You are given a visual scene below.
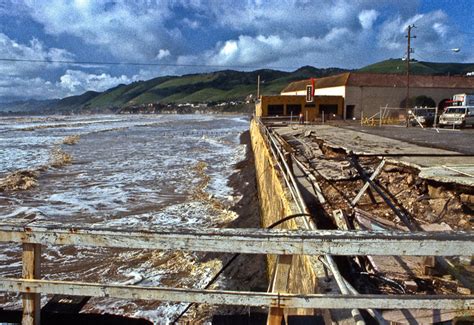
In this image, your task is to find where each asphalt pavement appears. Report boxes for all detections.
[343,125,474,155]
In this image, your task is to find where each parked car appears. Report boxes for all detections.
[409,108,436,127]
[438,106,474,128]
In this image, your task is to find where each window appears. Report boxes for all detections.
[286,104,301,115]
[267,104,284,115]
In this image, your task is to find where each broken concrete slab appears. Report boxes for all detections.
[274,124,474,187]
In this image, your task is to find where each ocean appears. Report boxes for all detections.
[0,114,250,323]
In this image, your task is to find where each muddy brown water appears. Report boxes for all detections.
[0,114,256,323]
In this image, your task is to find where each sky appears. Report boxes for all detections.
[0,0,473,102]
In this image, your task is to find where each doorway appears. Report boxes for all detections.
[346,105,355,119]
[319,104,338,119]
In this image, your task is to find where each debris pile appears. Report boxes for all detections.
[0,170,39,192]
[280,128,473,304]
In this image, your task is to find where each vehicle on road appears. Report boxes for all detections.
[409,108,436,127]
[438,106,474,128]
[452,93,474,106]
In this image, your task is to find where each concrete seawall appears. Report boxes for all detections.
[249,119,318,313]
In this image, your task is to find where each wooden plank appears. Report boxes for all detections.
[22,243,41,325]
[332,209,350,230]
[0,223,472,256]
[292,156,326,204]
[351,160,385,206]
[267,255,293,325]
[0,278,472,310]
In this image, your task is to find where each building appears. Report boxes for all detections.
[281,72,474,119]
[255,95,344,121]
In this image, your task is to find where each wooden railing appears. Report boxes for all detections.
[0,220,473,324]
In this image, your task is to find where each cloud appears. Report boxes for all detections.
[0,76,60,100]
[156,49,171,60]
[377,9,463,61]
[359,10,379,29]
[57,70,135,95]
[0,69,138,101]
[23,1,181,60]
[182,18,200,29]
[205,28,356,69]
[0,33,73,75]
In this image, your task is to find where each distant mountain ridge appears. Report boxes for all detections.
[359,59,474,75]
[1,59,473,114]
[0,66,347,114]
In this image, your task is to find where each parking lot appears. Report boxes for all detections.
[344,125,474,154]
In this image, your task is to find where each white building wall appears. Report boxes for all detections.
[313,86,346,97]
[280,90,305,96]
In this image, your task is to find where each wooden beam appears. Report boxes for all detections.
[0,222,472,256]
[267,255,293,325]
[0,278,472,310]
[332,209,350,230]
[351,160,385,207]
[22,243,41,325]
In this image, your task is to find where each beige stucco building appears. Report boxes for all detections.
[281,72,474,119]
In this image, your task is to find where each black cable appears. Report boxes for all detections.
[171,213,312,323]
[0,57,300,71]
[266,213,313,229]
[359,272,405,294]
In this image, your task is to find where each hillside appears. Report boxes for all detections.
[359,59,474,75]
[83,67,347,108]
[2,59,473,114]
[0,66,347,114]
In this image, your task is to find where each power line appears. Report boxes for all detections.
[0,57,299,71]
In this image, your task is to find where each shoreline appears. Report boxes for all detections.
[0,118,262,324]
[181,129,268,323]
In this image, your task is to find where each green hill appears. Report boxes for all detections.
[4,59,473,114]
[48,66,348,112]
[359,59,474,75]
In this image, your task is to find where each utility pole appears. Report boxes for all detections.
[257,74,260,99]
[405,24,416,127]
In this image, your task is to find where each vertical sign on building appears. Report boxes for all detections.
[306,85,313,103]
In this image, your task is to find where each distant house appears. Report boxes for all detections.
[281,72,474,119]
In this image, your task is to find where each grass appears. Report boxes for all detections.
[154,73,218,89]
[359,59,474,75]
